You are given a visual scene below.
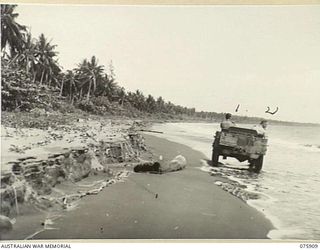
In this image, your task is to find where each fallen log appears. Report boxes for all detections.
[139,129,163,134]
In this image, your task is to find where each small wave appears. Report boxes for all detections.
[270,138,320,152]
[268,228,310,240]
[198,164,213,173]
[204,164,314,240]
[214,180,261,202]
[199,162,266,202]
[198,160,282,235]
[302,144,320,151]
[154,122,320,240]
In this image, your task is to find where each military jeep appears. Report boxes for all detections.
[212,127,268,173]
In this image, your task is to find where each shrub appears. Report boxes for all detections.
[77,100,96,113]
[91,96,110,109]
[52,101,76,114]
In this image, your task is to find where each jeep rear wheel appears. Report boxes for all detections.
[253,156,263,173]
[212,149,219,167]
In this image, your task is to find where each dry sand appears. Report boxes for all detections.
[1,133,273,240]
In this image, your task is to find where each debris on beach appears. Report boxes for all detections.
[134,161,161,173]
[166,155,187,172]
[133,155,187,174]
[0,118,147,222]
[0,215,16,236]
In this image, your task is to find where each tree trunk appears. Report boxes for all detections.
[40,70,45,85]
[69,80,72,102]
[79,87,83,99]
[26,58,29,74]
[45,74,49,86]
[59,79,64,96]
[48,69,53,86]
[7,54,19,66]
[121,96,125,106]
[86,80,92,102]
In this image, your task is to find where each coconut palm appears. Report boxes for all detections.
[75,59,91,99]
[156,96,165,113]
[34,33,60,85]
[146,94,156,113]
[118,87,126,106]
[2,33,37,85]
[16,32,38,75]
[132,90,146,111]
[76,56,104,102]
[94,74,115,98]
[64,70,78,103]
[1,4,27,56]
[87,56,104,100]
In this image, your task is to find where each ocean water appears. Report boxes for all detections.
[151,122,320,240]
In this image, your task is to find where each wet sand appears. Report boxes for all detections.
[4,134,274,240]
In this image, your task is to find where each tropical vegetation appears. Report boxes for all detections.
[3,4,309,126]
[1,4,204,119]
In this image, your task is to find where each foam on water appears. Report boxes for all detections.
[271,138,320,153]
[151,122,320,240]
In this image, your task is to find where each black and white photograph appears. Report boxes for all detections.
[1,1,320,242]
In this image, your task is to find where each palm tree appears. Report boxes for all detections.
[118,87,126,106]
[64,70,77,103]
[94,74,117,99]
[75,59,90,100]
[156,96,165,113]
[56,72,65,96]
[165,101,175,114]
[146,94,156,113]
[1,4,27,56]
[34,33,60,85]
[76,56,104,102]
[133,90,146,111]
[87,56,104,100]
[16,32,38,75]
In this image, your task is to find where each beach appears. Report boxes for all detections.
[150,122,320,240]
[1,2,320,243]
[1,121,274,240]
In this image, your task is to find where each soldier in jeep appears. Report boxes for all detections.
[220,113,236,130]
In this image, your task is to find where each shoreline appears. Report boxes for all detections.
[142,133,275,239]
[147,121,320,240]
[31,133,272,239]
[144,127,278,238]
[1,117,274,240]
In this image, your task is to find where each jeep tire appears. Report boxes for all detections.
[253,155,264,173]
[212,149,219,167]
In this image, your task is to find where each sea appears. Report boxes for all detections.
[151,122,320,240]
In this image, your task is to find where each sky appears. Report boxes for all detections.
[16,4,320,123]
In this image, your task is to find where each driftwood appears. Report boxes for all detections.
[139,129,163,134]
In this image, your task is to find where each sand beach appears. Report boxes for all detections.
[2,3,320,242]
[0,116,274,240]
